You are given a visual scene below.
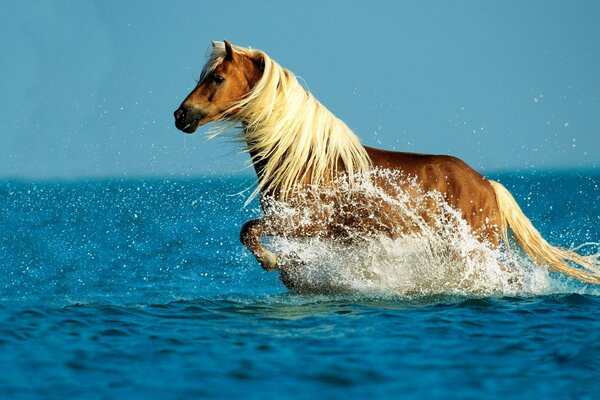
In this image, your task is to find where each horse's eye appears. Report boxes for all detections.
[213,75,225,84]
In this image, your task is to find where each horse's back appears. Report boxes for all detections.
[365,146,501,243]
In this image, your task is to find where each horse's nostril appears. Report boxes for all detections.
[174,108,186,120]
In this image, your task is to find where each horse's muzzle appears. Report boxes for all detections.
[174,105,204,134]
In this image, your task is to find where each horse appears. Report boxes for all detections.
[174,40,600,287]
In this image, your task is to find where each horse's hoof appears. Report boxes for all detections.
[259,252,279,271]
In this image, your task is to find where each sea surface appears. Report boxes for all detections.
[1,171,599,399]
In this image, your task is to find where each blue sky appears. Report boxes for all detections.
[1,1,599,178]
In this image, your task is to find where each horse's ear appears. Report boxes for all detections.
[211,40,217,49]
[224,40,238,63]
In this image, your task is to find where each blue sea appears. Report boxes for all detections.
[1,171,599,399]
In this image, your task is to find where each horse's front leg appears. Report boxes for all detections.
[240,218,281,271]
[240,216,329,271]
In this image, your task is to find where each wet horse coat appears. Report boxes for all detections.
[174,41,600,285]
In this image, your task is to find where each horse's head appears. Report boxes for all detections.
[174,41,263,134]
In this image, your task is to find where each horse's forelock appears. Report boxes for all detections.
[199,41,263,83]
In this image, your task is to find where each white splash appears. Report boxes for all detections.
[273,234,551,297]
[260,169,553,297]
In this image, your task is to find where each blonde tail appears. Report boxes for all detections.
[489,180,600,284]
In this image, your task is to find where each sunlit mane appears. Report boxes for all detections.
[204,42,372,201]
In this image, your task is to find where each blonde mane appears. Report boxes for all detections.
[204,42,372,201]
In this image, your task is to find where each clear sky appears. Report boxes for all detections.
[1,1,599,178]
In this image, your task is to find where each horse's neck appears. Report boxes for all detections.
[243,126,276,200]
[246,140,266,182]
[240,89,367,203]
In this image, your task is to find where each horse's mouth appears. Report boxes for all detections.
[174,117,201,134]
[174,106,206,134]
[180,120,200,134]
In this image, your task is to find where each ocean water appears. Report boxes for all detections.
[1,171,599,399]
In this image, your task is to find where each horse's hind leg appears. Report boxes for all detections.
[240,219,279,271]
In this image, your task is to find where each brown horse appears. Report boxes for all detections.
[174,40,600,286]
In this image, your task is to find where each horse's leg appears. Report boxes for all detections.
[240,218,280,271]
[240,217,329,271]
